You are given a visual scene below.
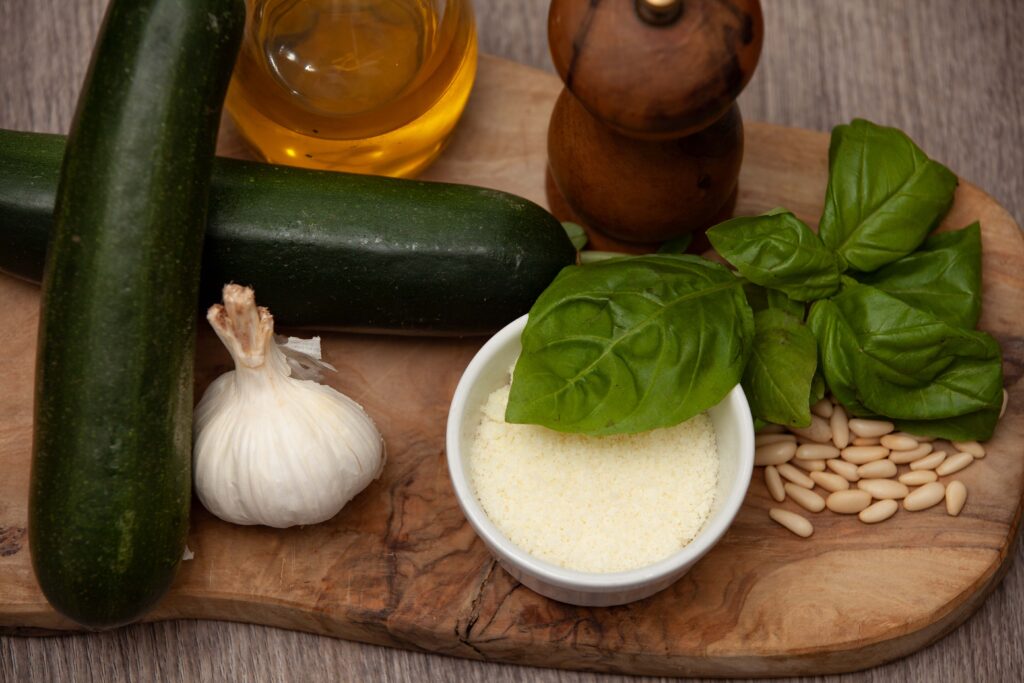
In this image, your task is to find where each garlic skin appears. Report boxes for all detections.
[193,285,384,528]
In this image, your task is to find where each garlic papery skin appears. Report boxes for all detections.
[193,285,384,528]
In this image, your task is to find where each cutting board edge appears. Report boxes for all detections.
[1,510,1019,679]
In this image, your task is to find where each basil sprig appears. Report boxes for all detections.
[506,119,1001,440]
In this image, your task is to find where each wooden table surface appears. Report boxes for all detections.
[1,1,1022,680]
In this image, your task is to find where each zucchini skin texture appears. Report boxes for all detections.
[0,130,576,335]
[31,0,243,628]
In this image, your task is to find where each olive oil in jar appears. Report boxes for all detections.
[226,0,477,177]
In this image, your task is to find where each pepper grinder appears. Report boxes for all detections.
[547,0,763,251]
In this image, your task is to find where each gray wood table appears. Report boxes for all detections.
[2,1,1022,680]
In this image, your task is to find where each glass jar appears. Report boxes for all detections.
[225,0,477,177]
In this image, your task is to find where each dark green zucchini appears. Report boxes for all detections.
[0,129,577,335]
[31,0,243,628]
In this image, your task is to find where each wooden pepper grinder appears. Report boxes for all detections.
[547,0,764,251]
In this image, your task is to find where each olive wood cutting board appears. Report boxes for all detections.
[1,55,1022,678]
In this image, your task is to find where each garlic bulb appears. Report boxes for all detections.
[193,285,384,528]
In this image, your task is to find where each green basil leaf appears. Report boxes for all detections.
[505,254,754,435]
[743,283,805,320]
[806,281,1002,421]
[562,222,588,251]
[744,282,770,312]
[810,370,826,405]
[818,119,958,272]
[658,233,693,254]
[707,210,841,301]
[742,309,817,429]
[767,289,806,320]
[896,407,1000,442]
[857,223,981,328]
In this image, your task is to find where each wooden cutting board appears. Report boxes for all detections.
[1,55,1022,678]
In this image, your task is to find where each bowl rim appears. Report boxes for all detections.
[445,314,755,593]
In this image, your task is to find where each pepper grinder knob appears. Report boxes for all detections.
[547,0,764,247]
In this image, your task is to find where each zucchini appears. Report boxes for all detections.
[0,130,577,335]
[30,0,243,628]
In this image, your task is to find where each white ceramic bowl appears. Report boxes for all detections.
[446,315,755,607]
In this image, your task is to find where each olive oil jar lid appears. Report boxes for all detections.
[548,0,764,139]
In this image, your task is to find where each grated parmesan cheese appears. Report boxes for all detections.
[468,383,719,573]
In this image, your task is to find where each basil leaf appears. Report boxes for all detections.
[896,407,1000,443]
[744,282,770,312]
[505,255,754,435]
[562,222,588,251]
[767,289,806,320]
[857,223,982,328]
[810,370,826,405]
[806,282,1003,421]
[658,233,693,254]
[743,283,805,320]
[818,119,958,272]
[707,210,841,301]
[742,309,817,429]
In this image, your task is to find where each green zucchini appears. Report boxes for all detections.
[31,0,243,628]
[0,130,577,335]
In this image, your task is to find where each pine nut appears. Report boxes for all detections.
[951,440,985,458]
[826,489,872,514]
[936,452,974,476]
[909,451,947,471]
[793,459,826,472]
[889,442,933,464]
[777,463,815,489]
[852,436,881,446]
[848,418,895,438]
[1000,388,1008,418]
[826,459,860,482]
[904,482,946,511]
[769,508,813,537]
[785,482,826,512]
[830,405,850,449]
[946,480,967,516]
[755,440,797,466]
[859,499,899,524]
[894,431,935,443]
[765,465,786,502]
[841,446,890,464]
[857,460,897,479]
[880,434,918,450]
[755,433,797,447]
[810,471,850,492]
[757,423,786,434]
[899,470,938,486]
[857,478,909,500]
[811,398,834,418]
[796,443,840,460]
[790,415,832,443]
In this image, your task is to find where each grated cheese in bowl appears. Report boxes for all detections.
[468,382,719,574]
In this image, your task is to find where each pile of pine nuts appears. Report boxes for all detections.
[760,393,1005,537]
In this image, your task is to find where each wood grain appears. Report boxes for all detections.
[2,51,1024,677]
[2,1,1024,681]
